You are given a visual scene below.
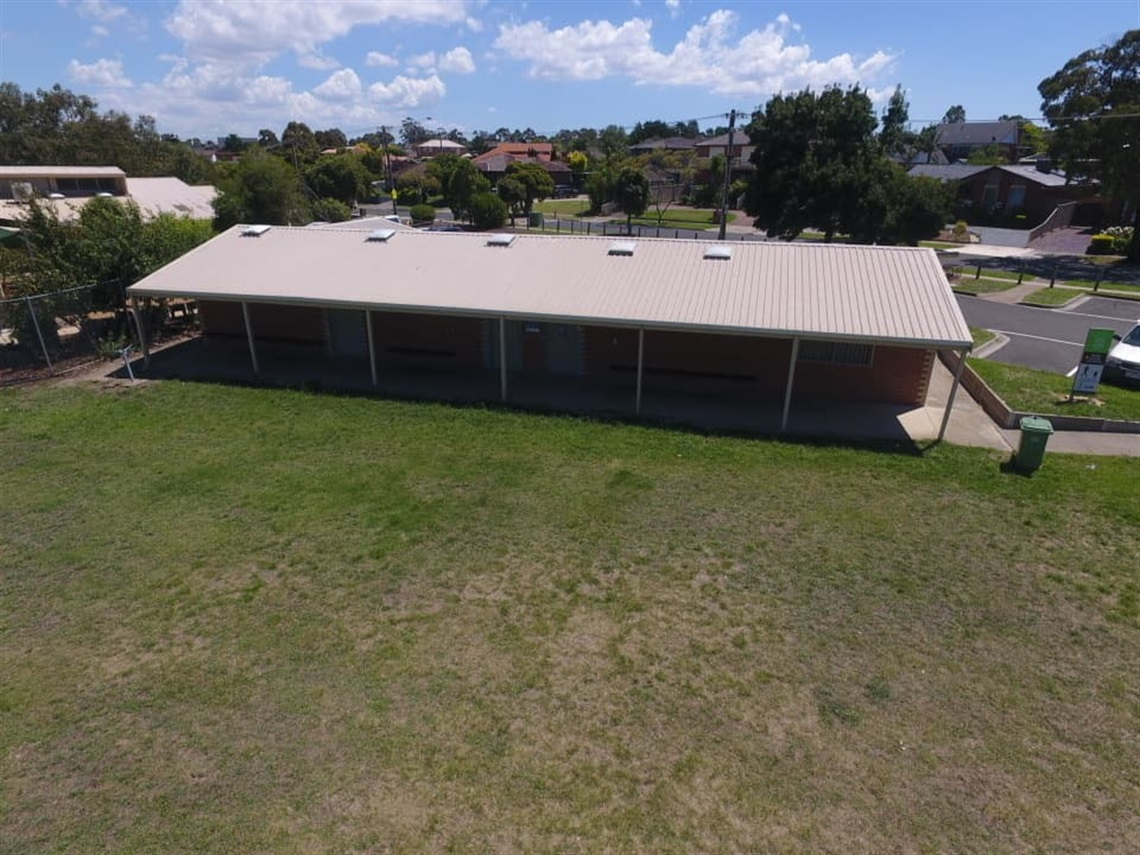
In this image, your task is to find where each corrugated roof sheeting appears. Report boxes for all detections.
[128,227,972,347]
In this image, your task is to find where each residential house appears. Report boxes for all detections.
[0,166,217,224]
[412,139,468,158]
[479,142,556,162]
[472,152,573,192]
[628,137,698,155]
[934,120,1020,162]
[908,161,1103,225]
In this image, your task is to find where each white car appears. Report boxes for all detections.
[1105,321,1140,387]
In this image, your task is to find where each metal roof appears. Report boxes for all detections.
[907,164,989,182]
[934,121,1019,147]
[128,227,972,348]
[0,165,127,178]
[996,164,1072,187]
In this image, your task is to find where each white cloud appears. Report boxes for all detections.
[408,51,437,70]
[368,74,446,109]
[68,57,132,87]
[439,46,476,74]
[75,0,128,23]
[365,50,399,67]
[665,0,681,17]
[465,16,484,33]
[166,0,470,65]
[313,68,362,100]
[298,53,340,70]
[493,10,895,97]
[91,24,109,37]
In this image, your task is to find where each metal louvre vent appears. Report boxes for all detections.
[365,229,397,242]
[486,233,516,247]
[608,241,636,256]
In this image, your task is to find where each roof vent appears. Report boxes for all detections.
[608,241,636,256]
[704,244,733,260]
[365,228,397,242]
[486,233,516,247]
[241,224,272,237]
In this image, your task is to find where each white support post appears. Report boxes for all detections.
[129,296,150,367]
[937,348,967,443]
[781,337,799,431]
[499,317,508,400]
[635,327,645,415]
[365,309,378,386]
[242,301,259,374]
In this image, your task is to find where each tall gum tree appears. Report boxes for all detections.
[1038,29,1140,259]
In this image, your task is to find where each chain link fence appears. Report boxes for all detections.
[0,283,178,385]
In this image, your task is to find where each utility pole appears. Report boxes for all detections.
[717,109,736,241]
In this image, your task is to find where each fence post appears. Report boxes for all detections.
[1094,267,1103,292]
[675,229,679,239]
[975,264,982,280]
[25,295,54,374]
[587,222,591,235]
[1049,262,1058,288]
[1017,261,1025,284]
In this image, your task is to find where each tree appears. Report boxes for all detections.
[965,143,1006,165]
[310,198,353,222]
[400,117,430,147]
[213,149,306,229]
[879,85,913,157]
[599,124,629,159]
[504,161,554,215]
[447,159,491,223]
[280,121,318,165]
[469,192,507,230]
[425,153,465,205]
[314,128,348,150]
[303,157,369,206]
[567,150,589,175]
[942,105,966,124]
[258,128,279,148]
[614,167,650,232]
[222,133,247,153]
[497,175,526,226]
[1038,29,1140,258]
[744,86,881,241]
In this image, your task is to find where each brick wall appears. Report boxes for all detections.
[794,345,932,405]
[198,300,325,343]
[370,311,484,372]
[582,327,792,396]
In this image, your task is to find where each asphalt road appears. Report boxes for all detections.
[957,294,1136,374]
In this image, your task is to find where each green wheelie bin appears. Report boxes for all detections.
[1014,416,1054,473]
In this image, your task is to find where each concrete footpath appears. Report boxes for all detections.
[923,360,1139,457]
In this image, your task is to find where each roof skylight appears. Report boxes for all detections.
[486,233,516,247]
[241,225,272,237]
[608,241,636,256]
[365,228,397,242]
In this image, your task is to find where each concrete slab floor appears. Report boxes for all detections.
[94,335,1138,456]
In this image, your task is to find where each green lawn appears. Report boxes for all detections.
[970,326,996,348]
[951,277,1020,295]
[969,357,1140,422]
[1065,278,1140,297]
[1020,286,1086,307]
[534,199,592,218]
[2,382,1138,853]
[962,267,1026,281]
[623,209,736,229]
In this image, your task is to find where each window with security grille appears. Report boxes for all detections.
[798,340,874,367]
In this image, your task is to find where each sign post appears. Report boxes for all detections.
[1070,328,1116,398]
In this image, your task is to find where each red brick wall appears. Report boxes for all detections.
[197,300,325,343]
[370,311,484,372]
[581,327,792,396]
[793,345,932,405]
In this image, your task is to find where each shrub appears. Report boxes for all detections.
[310,198,353,223]
[1103,225,1134,253]
[952,220,970,241]
[396,188,421,206]
[1088,233,1117,255]
[409,204,436,224]
[469,192,508,230]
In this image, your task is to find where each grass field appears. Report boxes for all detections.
[951,277,1020,296]
[534,199,592,218]
[1020,286,1086,307]
[2,381,1139,853]
[970,357,1140,422]
[970,326,996,349]
[624,210,736,229]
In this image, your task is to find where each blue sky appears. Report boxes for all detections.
[1,0,1137,142]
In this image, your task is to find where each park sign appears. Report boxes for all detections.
[1071,328,1116,395]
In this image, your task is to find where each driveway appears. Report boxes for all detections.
[967,226,1031,248]
[957,294,1135,374]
